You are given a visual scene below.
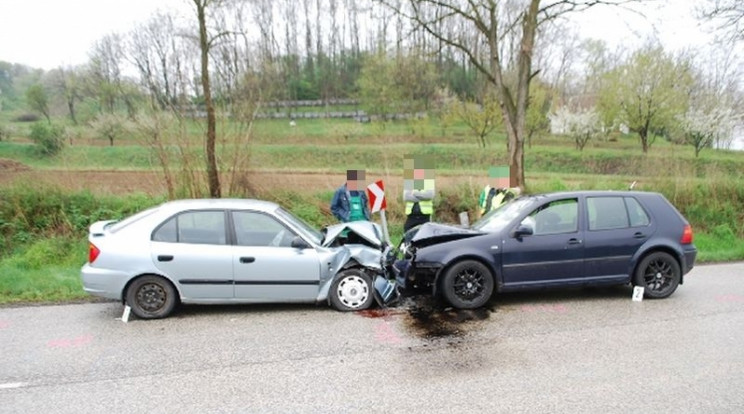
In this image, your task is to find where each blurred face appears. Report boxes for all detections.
[494,177,510,188]
[346,170,364,190]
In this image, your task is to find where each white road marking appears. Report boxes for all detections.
[0,382,28,390]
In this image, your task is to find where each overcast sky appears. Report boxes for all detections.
[0,0,720,70]
[0,0,187,69]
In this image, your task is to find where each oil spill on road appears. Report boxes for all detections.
[401,296,492,340]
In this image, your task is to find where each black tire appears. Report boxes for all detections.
[125,275,178,319]
[633,252,681,299]
[330,269,374,311]
[440,260,494,309]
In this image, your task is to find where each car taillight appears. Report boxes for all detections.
[88,243,101,263]
[681,225,693,244]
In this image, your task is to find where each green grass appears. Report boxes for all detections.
[3,138,742,181]
[694,233,744,263]
[0,238,89,304]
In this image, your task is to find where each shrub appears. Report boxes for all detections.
[0,124,13,141]
[0,185,163,257]
[436,183,480,224]
[28,122,65,156]
[9,237,80,270]
[13,113,40,122]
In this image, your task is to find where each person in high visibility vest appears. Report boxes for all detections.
[331,169,371,223]
[479,185,520,216]
[478,166,520,217]
[403,156,435,232]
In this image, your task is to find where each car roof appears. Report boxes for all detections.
[526,190,661,200]
[156,198,281,214]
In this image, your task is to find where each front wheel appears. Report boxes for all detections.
[440,260,494,309]
[125,275,178,319]
[330,269,374,311]
[633,252,681,299]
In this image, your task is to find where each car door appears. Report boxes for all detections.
[151,210,234,300]
[230,210,322,301]
[583,196,655,281]
[501,198,584,287]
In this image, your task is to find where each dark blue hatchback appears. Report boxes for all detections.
[395,191,697,309]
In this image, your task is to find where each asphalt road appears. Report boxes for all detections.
[1,263,743,414]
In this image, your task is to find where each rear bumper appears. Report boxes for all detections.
[682,246,697,275]
[80,264,132,301]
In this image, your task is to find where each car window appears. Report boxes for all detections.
[152,210,227,245]
[153,216,177,242]
[521,198,578,235]
[587,197,629,230]
[275,207,322,245]
[625,197,650,227]
[232,211,295,247]
[472,197,532,232]
[109,205,160,233]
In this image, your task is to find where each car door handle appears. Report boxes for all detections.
[567,238,582,245]
[157,255,174,262]
[240,257,256,263]
[634,232,646,239]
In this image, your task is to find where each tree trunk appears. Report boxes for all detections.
[67,98,77,125]
[511,0,539,189]
[195,0,221,198]
[496,0,537,189]
[640,129,649,153]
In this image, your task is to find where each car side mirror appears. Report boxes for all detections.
[290,236,311,249]
[511,224,534,238]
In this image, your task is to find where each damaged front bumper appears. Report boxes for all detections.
[392,258,442,296]
[319,221,400,307]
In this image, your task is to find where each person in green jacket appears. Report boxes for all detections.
[331,169,371,223]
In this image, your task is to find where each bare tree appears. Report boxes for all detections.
[48,66,83,124]
[25,83,51,123]
[88,34,125,114]
[127,12,187,111]
[190,0,230,198]
[700,0,744,42]
[377,0,641,189]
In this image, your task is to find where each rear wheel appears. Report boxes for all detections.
[633,252,681,299]
[441,260,494,309]
[125,275,178,319]
[330,269,374,311]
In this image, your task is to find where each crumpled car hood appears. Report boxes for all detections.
[322,221,384,248]
[407,222,482,247]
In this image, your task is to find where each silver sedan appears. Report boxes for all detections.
[81,199,394,319]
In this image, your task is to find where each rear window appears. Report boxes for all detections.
[625,197,650,227]
[587,196,650,230]
[152,210,227,245]
[109,206,160,233]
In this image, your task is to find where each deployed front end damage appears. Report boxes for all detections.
[317,221,398,307]
[394,222,484,295]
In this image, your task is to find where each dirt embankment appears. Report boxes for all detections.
[0,164,483,197]
[0,158,32,172]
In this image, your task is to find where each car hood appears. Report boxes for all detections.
[321,221,383,248]
[407,222,483,247]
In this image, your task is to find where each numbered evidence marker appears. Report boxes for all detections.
[120,305,132,323]
[632,286,645,302]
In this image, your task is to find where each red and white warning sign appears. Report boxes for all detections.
[366,180,387,213]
